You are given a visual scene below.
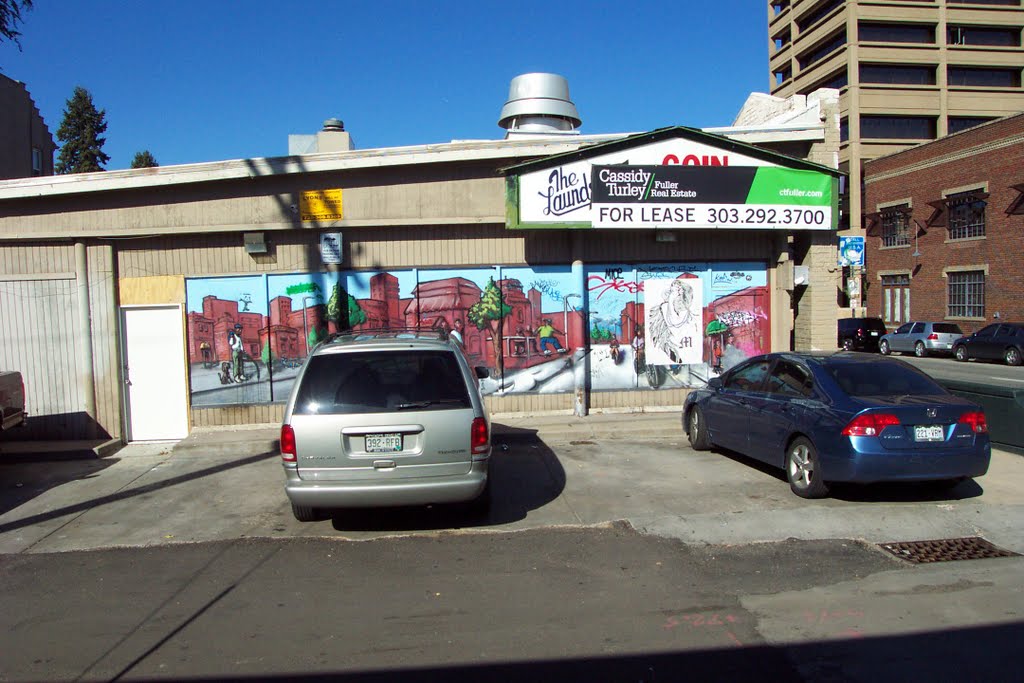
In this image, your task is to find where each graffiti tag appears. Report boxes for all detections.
[530,278,563,303]
[716,309,767,327]
[588,274,641,300]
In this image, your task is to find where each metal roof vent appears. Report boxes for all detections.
[322,118,345,131]
[498,73,581,136]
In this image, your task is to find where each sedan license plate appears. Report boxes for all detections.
[914,425,944,442]
[365,433,402,453]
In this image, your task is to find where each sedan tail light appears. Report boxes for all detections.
[471,417,489,455]
[958,411,988,434]
[842,413,901,436]
[281,424,297,461]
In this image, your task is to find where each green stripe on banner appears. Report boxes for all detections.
[746,167,833,206]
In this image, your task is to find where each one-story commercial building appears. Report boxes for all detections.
[0,75,843,442]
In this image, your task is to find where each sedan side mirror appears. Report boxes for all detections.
[707,376,723,390]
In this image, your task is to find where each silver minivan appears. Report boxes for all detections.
[280,329,491,521]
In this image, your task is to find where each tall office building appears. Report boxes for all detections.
[768,0,1024,234]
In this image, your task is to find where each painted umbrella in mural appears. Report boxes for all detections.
[706,319,729,371]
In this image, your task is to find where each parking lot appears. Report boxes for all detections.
[2,411,1023,556]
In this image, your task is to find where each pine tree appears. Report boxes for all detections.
[55,86,110,174]
[130,150,158,168]
[0,0,33,49]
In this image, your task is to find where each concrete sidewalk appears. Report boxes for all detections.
[169,410,685,456]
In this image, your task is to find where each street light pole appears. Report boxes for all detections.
[563,293,581,347]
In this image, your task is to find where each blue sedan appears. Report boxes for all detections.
[683,352,991,498]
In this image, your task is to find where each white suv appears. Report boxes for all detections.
[280,329,491,521]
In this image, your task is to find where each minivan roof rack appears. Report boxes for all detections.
[324,327,449,344]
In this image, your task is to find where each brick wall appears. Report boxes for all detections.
[863,114,1024,335]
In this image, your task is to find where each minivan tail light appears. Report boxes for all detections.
[471,417,489,455]
[842,413,900,437]
[281,424,297,461]
[958,411,987,434]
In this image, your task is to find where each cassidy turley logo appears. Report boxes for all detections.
[539,166,592,217]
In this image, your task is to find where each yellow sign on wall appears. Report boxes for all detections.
[300,189,343,221]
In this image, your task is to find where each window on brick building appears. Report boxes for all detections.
[882,274,911,324]
[947,270,985,318]
[881,205,911,247]
[947,192,986,240]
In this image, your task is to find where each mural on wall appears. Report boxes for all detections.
[184,262,769,407]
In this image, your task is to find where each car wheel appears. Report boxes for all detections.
[954,345,968,362]
[841,338,854,351]
[879,340,890,356]
[785,437,829,499]
[291,503,320,522]
[915,341,927,358]
[1005,347,1023,367]
[687,406,712,451]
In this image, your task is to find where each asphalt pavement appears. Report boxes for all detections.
[2,411,1023,682]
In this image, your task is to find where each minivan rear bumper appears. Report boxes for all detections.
[284,459,489,508]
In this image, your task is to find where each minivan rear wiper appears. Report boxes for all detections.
[395,399,464,410]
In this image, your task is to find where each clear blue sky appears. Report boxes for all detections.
[1,1,770,171]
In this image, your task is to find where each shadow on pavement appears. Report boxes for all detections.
[0,450,279,535]
[0,451,118,518]
[330,436,566,532]
[709,447,985,503]
[116,621,1024,682]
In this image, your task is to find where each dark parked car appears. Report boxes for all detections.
[952,323,1024,366]
[682,352,990,498]
[879,321,963,358]
[837,317,887,352]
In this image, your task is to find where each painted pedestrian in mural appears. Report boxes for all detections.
[229,324,244,382]
[450,318,464,346]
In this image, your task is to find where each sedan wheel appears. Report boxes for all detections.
[785,437,829,499]
[1006,347,1023,367]
[915,341,927,358]
[954,345,968,362]
[879,340,890,356]
[687,407,712,451]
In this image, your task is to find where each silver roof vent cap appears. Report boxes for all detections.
[498,73,581,132]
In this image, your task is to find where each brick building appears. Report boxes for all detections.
[863,113,1024,334]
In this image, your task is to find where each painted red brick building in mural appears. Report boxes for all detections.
[863,113,1024,334]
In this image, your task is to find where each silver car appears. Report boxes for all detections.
[280,329,491,521]
[879,321,963,358]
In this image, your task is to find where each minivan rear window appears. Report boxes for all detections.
[294,350,471,415]
[825,360,946,397]
[933,323,963,334]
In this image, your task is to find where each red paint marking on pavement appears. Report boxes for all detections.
[725,630,744,647]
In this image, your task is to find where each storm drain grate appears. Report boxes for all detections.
[879,537,1020,564]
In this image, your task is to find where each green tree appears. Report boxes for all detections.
[327,283,366,331]
[0,0,33,49]
[130,150,158,168]
[261,341,276,367]
[307,325,325,350]
[467,277,512,376]
[55,86,110,174]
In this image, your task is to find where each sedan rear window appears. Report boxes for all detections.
[824,361,946,397]
[294,350,471,414]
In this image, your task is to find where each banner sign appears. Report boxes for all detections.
[591,165,833,230]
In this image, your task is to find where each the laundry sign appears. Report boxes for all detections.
[537,166,591,218]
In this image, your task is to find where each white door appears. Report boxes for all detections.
[121,305,189,441]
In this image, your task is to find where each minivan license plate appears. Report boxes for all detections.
[366,433,402,453]
[914,425,944,442]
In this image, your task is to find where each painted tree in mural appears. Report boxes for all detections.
[327,283,366,331]
[468,277,512,376]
